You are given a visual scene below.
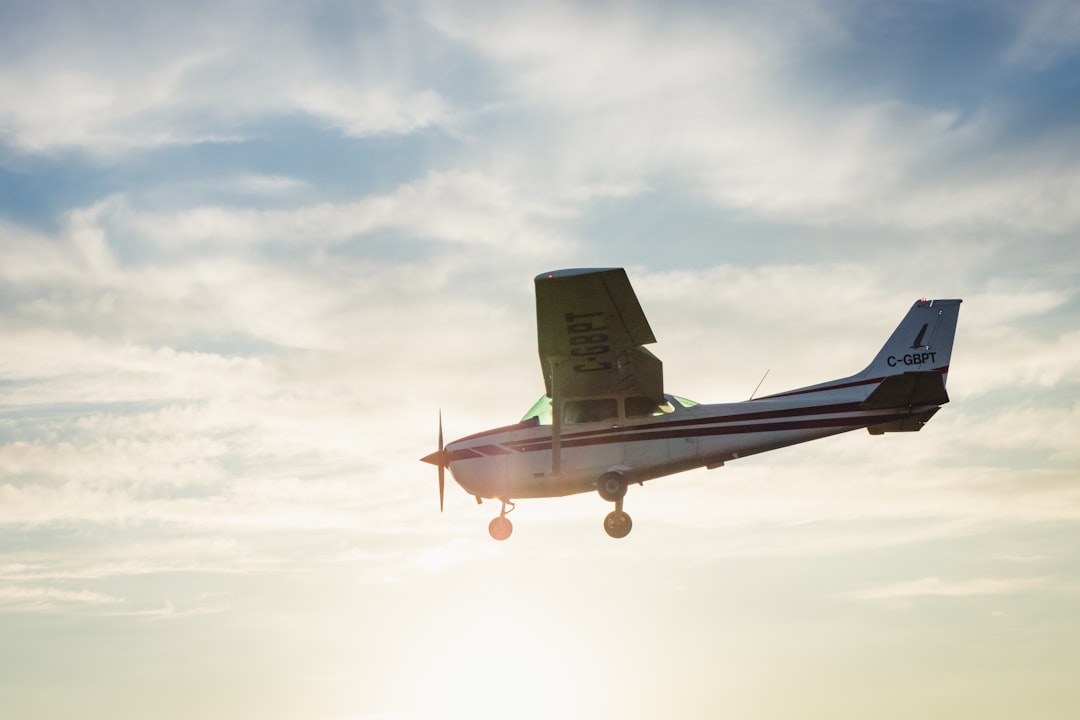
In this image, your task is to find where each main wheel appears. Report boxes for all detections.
[488,516,513,541]
[597,472,627,502]
[603,510,632,539]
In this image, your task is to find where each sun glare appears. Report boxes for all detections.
[418,606,584,720]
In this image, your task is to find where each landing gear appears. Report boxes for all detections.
[598,473,633,539]
[604,507,632,538]
[596,471,628,502]
[488,516,512,541]
[488,499,515,541]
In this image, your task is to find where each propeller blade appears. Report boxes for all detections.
[419,411,448,512]
[439,464,445,513]
[438,410,445,513]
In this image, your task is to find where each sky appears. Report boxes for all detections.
[1,0,1079,718]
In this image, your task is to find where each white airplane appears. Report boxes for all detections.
[422,268,961,540]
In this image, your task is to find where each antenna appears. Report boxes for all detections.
[749,369,770,400]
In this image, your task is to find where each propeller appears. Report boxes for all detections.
[419,410,446,512]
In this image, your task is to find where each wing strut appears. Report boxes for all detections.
[550,359,563,477]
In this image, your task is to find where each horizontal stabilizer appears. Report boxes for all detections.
[860,371,949,410]
[867,407,940,434]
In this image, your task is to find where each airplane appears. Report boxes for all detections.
[422,268,961,540]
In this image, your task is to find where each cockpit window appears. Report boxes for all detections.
[523,394,695,425]
[564,398,618,424]
[522,396,620,425]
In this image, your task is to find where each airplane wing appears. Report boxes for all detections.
[535,268,663,402]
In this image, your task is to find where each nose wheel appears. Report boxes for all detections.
[488,499,515,541]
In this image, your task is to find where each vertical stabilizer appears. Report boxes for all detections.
[861,299,962,384]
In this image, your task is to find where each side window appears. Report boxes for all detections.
[625,396,675,418]
[625,396,659,418]
[564,398,618,424]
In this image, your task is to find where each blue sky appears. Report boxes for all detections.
[2,1,1079,719]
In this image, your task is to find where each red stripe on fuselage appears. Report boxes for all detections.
[501,411,907,455]
[446,401,926,459]
[756,366,949,400]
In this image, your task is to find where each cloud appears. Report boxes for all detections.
[843,575,1052,601]
[1005,0,1080,69]
[628,264,1079,401]
[0,579,227,617]
[0,1,457,155]
[27,169,572,258]
[101,599,226,620]
[0,584,124,610]
[0,9,1077,720]
[0,191,564,388]
[3,190,1075,546]
[651,461,1080,537]
[0,176,565,539]
[6,0,1078,244]
[423,0,1080,239]
[1,2,1078,632]
[945,402,1080,465]
[0,538,259,581]
[954,290,1080,395]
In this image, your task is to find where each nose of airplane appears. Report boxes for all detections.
[419,449,446,466]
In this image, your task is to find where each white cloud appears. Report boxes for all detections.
[0,538,257,581]
[1,6,1078,719]
[955,322,1080,396]
[843,575,1052,601]
[424,0,1080,238]
[0,584,124,609]
[5,0,1078,243]
[296,84,451,137]
[946,402,1080,464]
[48,171,573,257]
[628,265,1080,402]
[0,1,457,155]
[1005,0,1080,69]
[0,4,1077,637]
[148,173,314,202]
[102,599,227,620]
[4,208,1075,545]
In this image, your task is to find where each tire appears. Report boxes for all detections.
[488,516,513,541]
[596,472,627,502]
[603,511,632,539]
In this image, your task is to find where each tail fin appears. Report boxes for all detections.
[756,298,962,412]
[858,298,961,434]
[860,298,962,384]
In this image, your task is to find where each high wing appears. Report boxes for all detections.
[535,268,663,402]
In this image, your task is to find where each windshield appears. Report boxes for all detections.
[521,395,553,425]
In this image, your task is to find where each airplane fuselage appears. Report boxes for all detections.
[444,387,941,503]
